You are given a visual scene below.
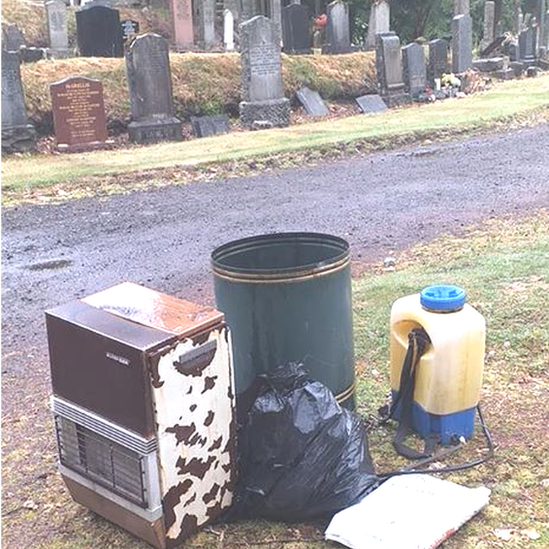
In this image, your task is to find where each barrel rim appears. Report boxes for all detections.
[211,232,350,280]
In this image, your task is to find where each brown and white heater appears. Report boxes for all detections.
[46,282,236,548]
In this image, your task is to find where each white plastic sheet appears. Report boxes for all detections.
[325,474,490,549]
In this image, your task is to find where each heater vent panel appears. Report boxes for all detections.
[55,416,148,508]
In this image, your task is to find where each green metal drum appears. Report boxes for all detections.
[211,232,355,416]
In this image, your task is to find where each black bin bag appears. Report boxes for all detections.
[234,363,379,521]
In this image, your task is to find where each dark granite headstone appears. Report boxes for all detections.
[322,0,351,54]
[125,33,181,144]
[191,115,230,137]
[239,16,290,129]
[282,4,312,54]
[296,86,329,116]
[50,76,109,151]
[428,39,449,83]
[402,43,427,96]
[375,33,411,107]
[451,14,473,74]
[1,49,36,153]
[121,19,139,45]
[76,5,124,57]
[519,27,537,63]
[355,94,388,114]
[2,24,26,52]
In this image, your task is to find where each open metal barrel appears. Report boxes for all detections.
[211,232,355,417]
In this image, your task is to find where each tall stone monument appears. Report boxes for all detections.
[375,32,410,107]
[239,16,290,129]
[76,5,124,57]
[45,0,69,53]
[196,0,216,49]
[170,0,194,49]
[365,0,390,51]
[481,1,496,51]
[125,34,182,144]
[1,49,37,154]
[451,14,473,73]
[224,9,235,51]
[282,3,312,54]
[323,0,352,54]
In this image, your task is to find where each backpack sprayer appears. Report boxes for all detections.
[377,284,494,477]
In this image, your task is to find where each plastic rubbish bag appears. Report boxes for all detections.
[233,362,379,521]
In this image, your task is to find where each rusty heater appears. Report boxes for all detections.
[45,282,237,548]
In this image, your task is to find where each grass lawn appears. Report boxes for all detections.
[4,209,547,549]
[2,74,549,204]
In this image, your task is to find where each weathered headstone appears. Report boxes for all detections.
[45,0,69,52]
[375,33,410,107]
[196,0,216,49]
[1,49,37,154]
[402,42,427,96]
[282,4,312,54]
[365,0,390,50]
[481,1,496,51]
[125,33,182,144]
[170,0,194,49]
[191,114,230,137]
[50,76,109,151]
[428,38,449,83]
[451,14,473,74]
[296,87,329,116]
[355,94,388,114]
[519,27,537,63]
[270,0,282,40]
[323,0,351,54]
[454,0,470,15]
[224,9,235,51]
[2,24,26,52]
[120,19,139,46]
[239,16,290,129]
[76,5,124,57]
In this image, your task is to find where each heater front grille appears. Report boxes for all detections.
[55,416,148,508]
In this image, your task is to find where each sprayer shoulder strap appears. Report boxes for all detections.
[390,327,437,460]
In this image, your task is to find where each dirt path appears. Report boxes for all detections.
[2,124,549,548]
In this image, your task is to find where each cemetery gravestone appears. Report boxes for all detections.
[355,94,387,114]
[239,16,290,129]
[1,49,37,154]
[452,14,473,74]
[402,42,427,96]
[519,27,537,63]
[2,24,26,52]
[375,33,410,107]
[170,0,194,49]
[50,76,109,151]
[121,19,139,46]
[282,4,312,54]
[296,87,329,116]
[45,0,69,52]
[481,1,496,51]
[365,0,390,50]
[323,0,351,54]
[196,0,216,49]
[76,5,123,57]
[428,39,449,82]
[224,9,235,51]
[125,33,182,144]
[191,115,230,137]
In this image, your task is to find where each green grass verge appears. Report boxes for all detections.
[3,75,549,196]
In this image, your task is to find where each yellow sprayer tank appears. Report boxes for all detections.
[390,285,485,444]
